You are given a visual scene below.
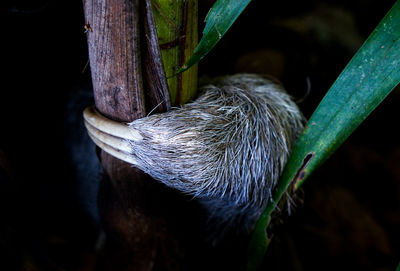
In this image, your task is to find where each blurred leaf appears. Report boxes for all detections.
[247,1,400,270]
[178,0,252,73]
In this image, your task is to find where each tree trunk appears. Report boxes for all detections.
[82,0,203,270]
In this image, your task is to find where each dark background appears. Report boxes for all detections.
[1,0,399,270]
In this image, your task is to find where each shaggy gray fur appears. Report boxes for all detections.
[127,74,304,231]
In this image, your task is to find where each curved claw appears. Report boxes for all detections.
[83,106,143,142]
[83,106,139,165]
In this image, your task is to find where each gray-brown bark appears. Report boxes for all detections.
[82,1,195,270]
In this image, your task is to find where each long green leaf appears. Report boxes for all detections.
[247,1,400,270]
[178,0,252,73]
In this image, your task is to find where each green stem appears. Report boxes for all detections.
[152,0,198,105]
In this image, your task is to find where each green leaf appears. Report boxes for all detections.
[178,0,252,73]
[247,1,400,270]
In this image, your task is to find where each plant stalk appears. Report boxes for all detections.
[152,0,198,105]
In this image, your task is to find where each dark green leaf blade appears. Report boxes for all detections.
[247,1,400,270]
[178,0,252,73]
[287,1,400,191]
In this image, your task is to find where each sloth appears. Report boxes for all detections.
[84,73,304,233]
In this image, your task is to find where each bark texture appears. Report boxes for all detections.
[82,1,201,270]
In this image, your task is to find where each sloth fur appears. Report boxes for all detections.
[127,73,304,232]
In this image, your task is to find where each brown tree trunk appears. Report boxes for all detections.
[82,1,204,270]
